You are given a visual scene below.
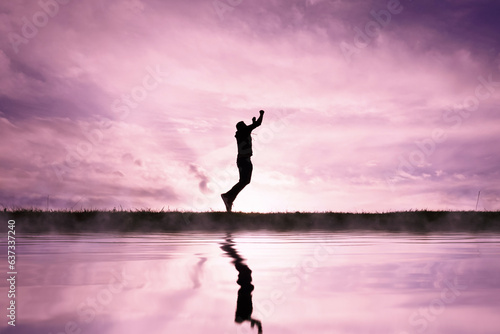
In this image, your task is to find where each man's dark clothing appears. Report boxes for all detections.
[225,116,262,202]
[236,125,255,158]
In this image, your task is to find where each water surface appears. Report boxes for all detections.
[2,231,500,334]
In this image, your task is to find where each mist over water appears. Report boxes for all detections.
[2,231,500,334]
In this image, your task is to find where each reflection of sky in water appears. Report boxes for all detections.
[2,232,500,334]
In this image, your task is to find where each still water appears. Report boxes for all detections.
[2,231,500,334]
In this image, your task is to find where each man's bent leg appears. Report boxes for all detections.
[225,158,253,202]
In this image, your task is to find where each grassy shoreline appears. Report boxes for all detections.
[1,210,500,233]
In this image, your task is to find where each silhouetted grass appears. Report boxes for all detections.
[1,210,500,233]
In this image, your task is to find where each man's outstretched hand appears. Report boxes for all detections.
[252,110,264,125]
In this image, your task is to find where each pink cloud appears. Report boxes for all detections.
[1,0,500,211]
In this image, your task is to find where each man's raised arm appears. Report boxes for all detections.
[250,110,264,130]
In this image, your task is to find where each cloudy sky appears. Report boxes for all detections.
[1,0,499,212]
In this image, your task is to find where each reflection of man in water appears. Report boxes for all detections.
[221,110,265,212]
[221,234,263,333]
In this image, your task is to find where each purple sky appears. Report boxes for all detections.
[1,0,500,212]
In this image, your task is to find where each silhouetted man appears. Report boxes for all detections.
[221,110,265,212]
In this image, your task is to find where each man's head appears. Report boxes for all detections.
[236,121,246,131]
